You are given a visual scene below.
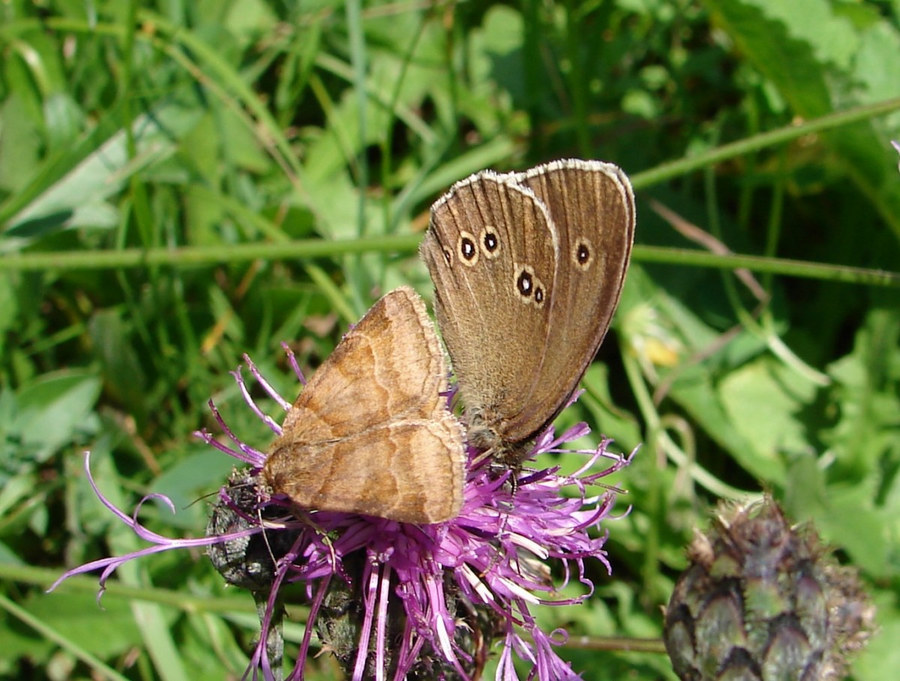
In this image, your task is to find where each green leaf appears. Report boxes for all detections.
[2,96,205,243]
[704,0,900,238]
[719,356,819,483]
[12,590,142,660]
[15,370,102,463]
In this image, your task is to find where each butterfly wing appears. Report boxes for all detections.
[512,159,635,432]
[421,171,560,450]
[265,418,464,523]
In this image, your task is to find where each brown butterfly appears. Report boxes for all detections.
[421,159,635,463]
[262,287,466,523]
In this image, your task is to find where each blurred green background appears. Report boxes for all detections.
[1,1,898,679]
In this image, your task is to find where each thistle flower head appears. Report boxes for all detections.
[664,497,876,681]
[52,346,632,680]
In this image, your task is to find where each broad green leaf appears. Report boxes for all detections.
[16,370,102,463]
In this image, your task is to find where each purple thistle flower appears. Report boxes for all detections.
[50,345,633,680]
